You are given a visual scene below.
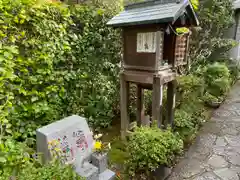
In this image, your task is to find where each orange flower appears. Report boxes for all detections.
[116,171,121,177]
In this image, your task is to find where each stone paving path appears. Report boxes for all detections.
[168,81,240,180]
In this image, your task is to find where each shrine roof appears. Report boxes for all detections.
[107,0,199,27]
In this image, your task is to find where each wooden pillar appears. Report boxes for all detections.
[120,72,129,140]
[136,84,144,126]
[166,79,177,127]
[152,76,163,128]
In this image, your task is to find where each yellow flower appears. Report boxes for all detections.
[94,141,102,150]
[52,139,59,145]
[54,148,61,152]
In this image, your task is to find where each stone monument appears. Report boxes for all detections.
[36,115,115,180]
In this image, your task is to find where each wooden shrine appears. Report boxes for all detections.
[107,0,199,139]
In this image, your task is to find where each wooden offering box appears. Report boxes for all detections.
[123,26,165,72]
[107,0,199,139]
[108,0,199,72]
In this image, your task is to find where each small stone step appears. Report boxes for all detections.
[75,162,99,180]
[99,169,115,180]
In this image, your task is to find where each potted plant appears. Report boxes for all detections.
[91,134,111,173]
[125,126,183,180]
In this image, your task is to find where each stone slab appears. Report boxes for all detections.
[36,115,94,168]
[99,169,115,180]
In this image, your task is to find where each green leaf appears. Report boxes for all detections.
[5,129,12,134]
[3,51,13,59]
[0,157,7,163]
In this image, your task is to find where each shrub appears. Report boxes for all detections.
[126,126,183,178]
[173,110,196,140]
[0,0,121,139]
[227,62,240,84]
[177,75,203,96]
[204,62,230,97]
[0,137,84,180]
[176,75,204,108]
[174,74,207,144]
[190,0,235,67]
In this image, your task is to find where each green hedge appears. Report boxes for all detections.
[0,0,121,140]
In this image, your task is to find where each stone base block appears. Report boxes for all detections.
[75,162,99,180]
[152,165,172,180]
[91,153,107,173]
[99,169,115,180]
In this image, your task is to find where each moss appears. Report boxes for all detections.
[108,137,128,165]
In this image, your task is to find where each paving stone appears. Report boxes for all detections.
[213,110,233,118]
[225,98,240,104]
[193,172,221,180]
[167,172,181,180]
[225,135,240,147]
[200,122,223,135]
[207,155,228,168]
[214,137,227,147]
[213,168,239,180]
[184,139,213,161]
[219,124,240,136]
[178,159,207,179]
[168,81,240,180]
[196,133,217,147]
[185,146,212,161]
[225,151,240,166]
[212,146,226,156]
[221,104,240,111]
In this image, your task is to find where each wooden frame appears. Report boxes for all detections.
[119,70,177,139]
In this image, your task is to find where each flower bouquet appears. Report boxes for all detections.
[91,134,111,173]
